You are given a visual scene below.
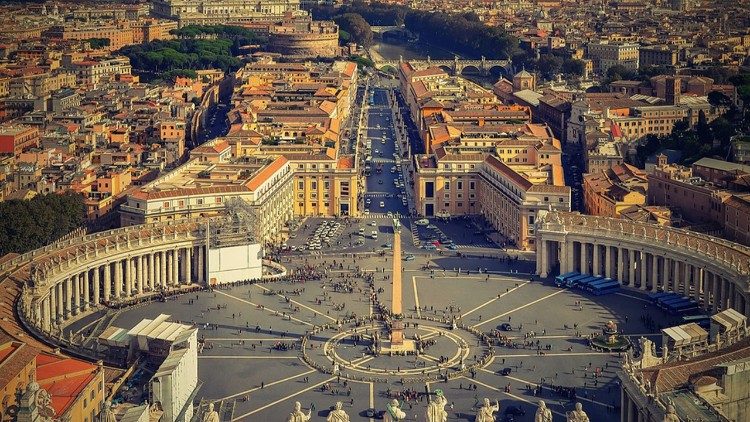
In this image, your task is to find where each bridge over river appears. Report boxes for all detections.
[374,55,512,77]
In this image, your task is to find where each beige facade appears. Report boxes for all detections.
[414,133,570,250]
[587,41,640,72]
[120,156,294,245]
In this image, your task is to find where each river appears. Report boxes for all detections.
[369,40,455,62]
[369,40,499,88]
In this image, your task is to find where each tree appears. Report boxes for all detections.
[86,38,111,49]
[335,13,373,48]
[707,91,731,108]
[561,59,585,77]
[536,55,563,80]
[0,193,85,256]
[339,29,351,44]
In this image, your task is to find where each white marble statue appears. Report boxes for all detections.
[383,399,406,422]
[425,389,448,422]
[535,400,553,422]
[567,402,589,422]
[663,404,681,422]
[286,401,311,422]
[202,402,220,422]
[327,401,349,422]
[475,398,499,422]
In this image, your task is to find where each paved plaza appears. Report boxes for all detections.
[71,246,679,422]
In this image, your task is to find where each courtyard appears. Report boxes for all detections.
[76,246,678,422]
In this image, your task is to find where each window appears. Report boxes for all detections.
[311,181,317,190]
[215,197,222,203]
[469,181,475,190]
[528,215,535,224]
[324,181,330,189]
[544,197,549,202]
[197,198,203,205]
[457,202,463,207]
[298,181,304,190]
[444,181,450,190]
[457,181,463,190]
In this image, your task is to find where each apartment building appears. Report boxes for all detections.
[583,163,647,218]
[413,126,570,250]
[120,156,294,245]
[587,41,640,73]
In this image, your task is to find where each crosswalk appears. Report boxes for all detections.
[364,192,391,198]
[356,213,407,219]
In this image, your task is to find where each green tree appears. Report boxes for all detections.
[335,13,373,48]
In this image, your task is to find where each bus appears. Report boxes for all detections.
[669,301,700,315]
[655,293,682,306]
[659,297,691,310]
[649,292,674,303]
[590,281,621,296]
[575,276,604,290]
[563,274,590,288]
[585,278,615,292]
[555,272,580,287]
[681,314,710,328]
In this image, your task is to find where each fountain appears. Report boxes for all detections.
[590,320,631,352]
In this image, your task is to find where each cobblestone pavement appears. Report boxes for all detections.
[81,248,678,422]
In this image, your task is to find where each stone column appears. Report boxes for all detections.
[605,245,613,279]
[137,255,144,294]
[617,248,625,283]
[628,250,636,286]
[125,257,133,298]
[93,267,100,305]
[148,253,155,291]
[160,251,167,289]
[579,242,587,274]
[639,251,647,290]
[197,246,204,283]
[55,282,63,324]
[64,277,72,318]
[114,259,122,299]
[650,254,659,292]
[725,279,733,311]
[103,263,111,302]
[566,241,575,274]
[621,388,630,422]
[712,273,721,312]
[592,244,600,276]
[71,274,80,316]
[673,260,680,295]
[172,249,179,286]
[42,296,51,332]
[185,247,192,284]
[82,270,90,311]
[165,251,172,286]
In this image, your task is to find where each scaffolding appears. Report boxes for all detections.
[202,197,259,249]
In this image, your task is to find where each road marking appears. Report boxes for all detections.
[472,289,567,329]
[461,282,529,318]
[233,377,336,420]
[369,382,375,422]
[202,338,297,341]
[412,276,421,317]
[215,290,314,327]
[464,377,567,418]
[493,352,606,358]
[254,284,336,322]
[215,368,317,401]
[198,356,299,359]
[479,368,614,409]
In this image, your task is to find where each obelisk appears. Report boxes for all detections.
[390,218,404,345]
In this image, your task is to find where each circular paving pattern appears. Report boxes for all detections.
[303,317,491,384]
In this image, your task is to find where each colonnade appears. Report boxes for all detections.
[535,212,750,318]
[33,245,206,332]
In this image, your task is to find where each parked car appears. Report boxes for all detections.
[499,323,513,331]
[499,367,512,376]
[404,255,416,261]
